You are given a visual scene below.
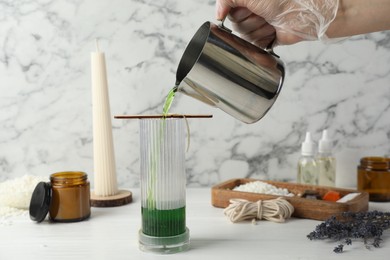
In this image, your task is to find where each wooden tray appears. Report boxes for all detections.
[211,178,369,220]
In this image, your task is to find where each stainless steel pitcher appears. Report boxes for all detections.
[175,21,285,124]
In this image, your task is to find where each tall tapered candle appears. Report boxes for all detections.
[91,40,118,197]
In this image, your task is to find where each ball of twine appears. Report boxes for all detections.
[224,197,294,223]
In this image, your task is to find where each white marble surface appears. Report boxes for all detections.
[0,0,389,188]
[1,188,390,260]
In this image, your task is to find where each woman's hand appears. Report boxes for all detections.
[215,0,339,47]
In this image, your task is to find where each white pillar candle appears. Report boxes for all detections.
[91,41,118,196]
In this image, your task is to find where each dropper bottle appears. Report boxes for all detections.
[297,132,318,185]
[316,129,336,186]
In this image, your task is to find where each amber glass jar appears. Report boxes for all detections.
[358,157,390,202]
[49,171,91,222]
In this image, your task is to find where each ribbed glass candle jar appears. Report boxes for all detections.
[138,118,190,254]
[358,157,390,202]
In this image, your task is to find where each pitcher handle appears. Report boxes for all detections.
[217,17,232,33]
[265,38,280,58]
[217,18,280,58]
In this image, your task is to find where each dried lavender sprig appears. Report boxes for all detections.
[307,210,390,253]
[333,244,343,253]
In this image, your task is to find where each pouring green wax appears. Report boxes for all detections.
[162,86,177,116]
[145,85,178,209]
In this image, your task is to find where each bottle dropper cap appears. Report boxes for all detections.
[301,132,314,156]
[319,129,332,153]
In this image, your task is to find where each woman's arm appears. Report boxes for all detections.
[216,0,390,46]
[326,0,390,38]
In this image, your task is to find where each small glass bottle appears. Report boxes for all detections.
[297,132,318,185]
[49,171,91,222]
[316,130,336,186]
[358,157,390,202]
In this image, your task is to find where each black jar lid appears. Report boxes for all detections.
[29,182,52,223]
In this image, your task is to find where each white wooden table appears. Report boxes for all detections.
[1,188,389,260]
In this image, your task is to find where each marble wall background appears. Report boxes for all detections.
[0,0,389,188]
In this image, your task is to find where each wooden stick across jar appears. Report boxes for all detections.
[114,114,213,119]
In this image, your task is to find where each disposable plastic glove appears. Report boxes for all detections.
[216,0,339,47]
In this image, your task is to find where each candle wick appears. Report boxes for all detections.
[95,39,100,52]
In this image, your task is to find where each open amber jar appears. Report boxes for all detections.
[49,171,91,222]
[30,171,91,223]
[358,157,390,202]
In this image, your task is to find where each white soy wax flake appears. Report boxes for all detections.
[233,181,294,197]
[0,175,47,210]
